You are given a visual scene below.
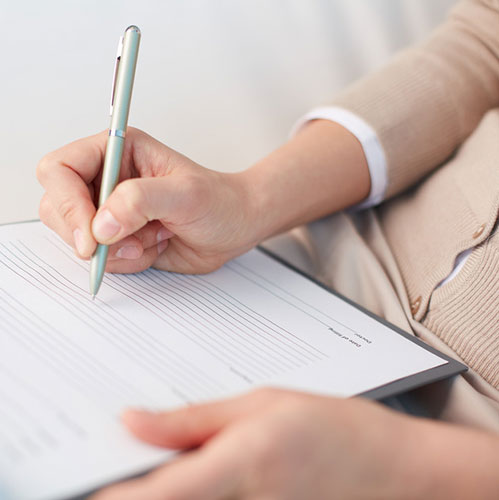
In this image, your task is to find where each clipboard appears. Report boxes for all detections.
[0,220,468,500]
[257,246,467,400]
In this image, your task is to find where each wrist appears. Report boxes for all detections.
[231,168,272,247]
[236,119,371,244]
[234,167,272,246]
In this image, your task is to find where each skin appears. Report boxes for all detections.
[37,122,499,499]
[36,121,370,274]
[88,389,499,500]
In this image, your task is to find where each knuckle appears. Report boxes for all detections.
[36,154,54,183]
[58,197,79,226]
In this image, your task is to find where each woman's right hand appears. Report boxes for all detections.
[37,127,259,274]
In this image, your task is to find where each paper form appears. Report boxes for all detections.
[0,221,446,500]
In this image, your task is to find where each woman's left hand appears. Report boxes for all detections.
[91,388,499,500]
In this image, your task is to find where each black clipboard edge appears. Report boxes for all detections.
[256,245,467,400]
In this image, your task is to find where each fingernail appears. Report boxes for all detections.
[158,239,169,255]
[116,246,142,260]
[157,227,174,243]
[93,209,121,241]
[73,228,86,255]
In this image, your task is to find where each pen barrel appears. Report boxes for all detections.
[89,244,109,296]
[89,26,140,297]
[98,136,125,206]
[100,25,140,208]
[110,26,140,133]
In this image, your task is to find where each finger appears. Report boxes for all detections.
[122,388,284,449]
[104,239,169,274]
[39,194,97,258]
[37,133,108,257]
[39,194,75,247]
[39,196,170,263]
[38,132,108,184]
[107,221,173,260]
[152,236,220,274]
[91,432,244,500]
[91,175,201,245]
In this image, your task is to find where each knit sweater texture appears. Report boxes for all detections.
[332,0,499,390]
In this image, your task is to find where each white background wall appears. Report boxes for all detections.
[0,0,456,224]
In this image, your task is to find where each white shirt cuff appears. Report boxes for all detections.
[291,106,388,210]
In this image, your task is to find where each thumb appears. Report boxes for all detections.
[122,388,282,449]
[91,176,195,245]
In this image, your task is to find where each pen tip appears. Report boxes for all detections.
[92,294,96,301]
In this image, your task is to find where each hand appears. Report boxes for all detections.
[90,388,499,500]
[37,120,374,275]
[37,128,257,274]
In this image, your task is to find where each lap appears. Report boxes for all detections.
[262,211,499,431]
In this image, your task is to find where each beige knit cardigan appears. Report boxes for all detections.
[332,0,499,390]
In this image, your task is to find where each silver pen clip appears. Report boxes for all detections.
[109,36,124,116]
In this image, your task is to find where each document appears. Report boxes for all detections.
[0,221,453,500]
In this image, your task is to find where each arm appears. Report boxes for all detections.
[331,0,499,199]
[37,4,499,271]
[37,122,370,274]
[243,118,371,241]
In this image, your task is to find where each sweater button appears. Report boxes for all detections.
[472,223,486,239]
[411,296,422,316]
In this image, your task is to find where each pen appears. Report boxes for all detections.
[89,26,141,298]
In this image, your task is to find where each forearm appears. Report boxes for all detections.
[331,0,499,199]
[240,119,370,242]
